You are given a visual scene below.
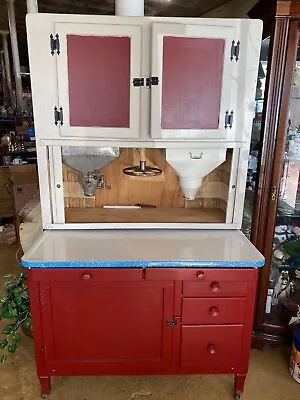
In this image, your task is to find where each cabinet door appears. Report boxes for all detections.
[39,279,174,374]
[55,23,142,139]
[151,22,236,140]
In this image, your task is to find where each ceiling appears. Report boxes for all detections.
[0,0,234,67]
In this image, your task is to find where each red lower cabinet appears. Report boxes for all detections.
[27,267,258,399]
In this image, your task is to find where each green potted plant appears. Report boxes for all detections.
[0,272,32,363]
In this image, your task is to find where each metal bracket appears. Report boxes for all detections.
[225,110,234,129]
[50,34,60,56]
[133,78,145,87]
[146,77,159,87]
[54,106,63,126]
[166,319,178,327]
[230,40,240,61]
[133,77,159,87]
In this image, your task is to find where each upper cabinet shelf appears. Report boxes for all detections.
[26,15,262,143]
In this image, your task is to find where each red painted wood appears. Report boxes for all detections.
[183,281,248,297]
[180,325,243,369]
[30,268,143,282]
[39,376,51,396]
[27,267,258,396]
[239,273,258,373]
[39,279,174,370]
[235,374,247,394]
[161,36,225,130]
[146,268,257,282]
[67,35,130,128]
[27,271,48,376]
[182,297,246,324]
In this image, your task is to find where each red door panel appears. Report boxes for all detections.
[40,280,174,372]
[181,325,243,370]
[161,37,224,130]
[67,35,130,127]
[182,297,246,324]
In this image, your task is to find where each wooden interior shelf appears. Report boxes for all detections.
[65,207,226,224]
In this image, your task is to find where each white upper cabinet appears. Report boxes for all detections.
[55,23,142,139]
[26,15,262,143]
[150,22,236,140]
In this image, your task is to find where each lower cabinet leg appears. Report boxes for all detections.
[39,376,51,398]
[234,374,247,399]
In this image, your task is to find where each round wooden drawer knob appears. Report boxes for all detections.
[82,272,92,281]
[211,282,220,292]
[210,307,219,317]
[196,271,205,280]
[207,345,217,354]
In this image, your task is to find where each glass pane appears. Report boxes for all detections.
[242,37,270,239]
[265,38,300,324]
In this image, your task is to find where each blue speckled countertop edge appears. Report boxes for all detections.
[21,259,265,268]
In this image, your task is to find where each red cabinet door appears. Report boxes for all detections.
[55,23,142,139]
[38,277,174,375]
[151,22,236,140]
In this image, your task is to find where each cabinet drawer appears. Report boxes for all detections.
[145,268,256,282]
[29,268,143,282]
[182,298,246,324]
[183,281,248,297]
[181,325,243,369]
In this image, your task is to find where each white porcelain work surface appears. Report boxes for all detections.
[21,230,264,268]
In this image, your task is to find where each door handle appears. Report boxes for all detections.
[189,152,203,160]
[271,186,277,201]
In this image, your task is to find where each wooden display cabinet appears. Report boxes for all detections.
[242,0,300,346]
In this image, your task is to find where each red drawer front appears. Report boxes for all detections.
[182,298,246,324]
[181,325,243,369]
[28,268,143,282]
[145,268,256,282]
[183,281,248,297]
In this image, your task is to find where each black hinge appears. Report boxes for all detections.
[133,77,159,87]
[225,110,234,129]
[50,33,60,56]
[166,319,178,327]
[54,106,63,126]
[230,40,240,61]
[146,77,159,87]
[133,78,145,87]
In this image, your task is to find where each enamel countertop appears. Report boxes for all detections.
[21,230,264,268]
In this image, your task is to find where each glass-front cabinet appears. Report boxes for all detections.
[242,37,270,239]
[265,44,300,327]
[249,2,300,347]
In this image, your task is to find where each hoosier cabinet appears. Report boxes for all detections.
[22,12,264,399]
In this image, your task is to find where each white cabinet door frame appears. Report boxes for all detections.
[55,22,142,139]
[151,22,236,140]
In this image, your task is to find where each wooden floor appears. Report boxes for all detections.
[65,207,226,224]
